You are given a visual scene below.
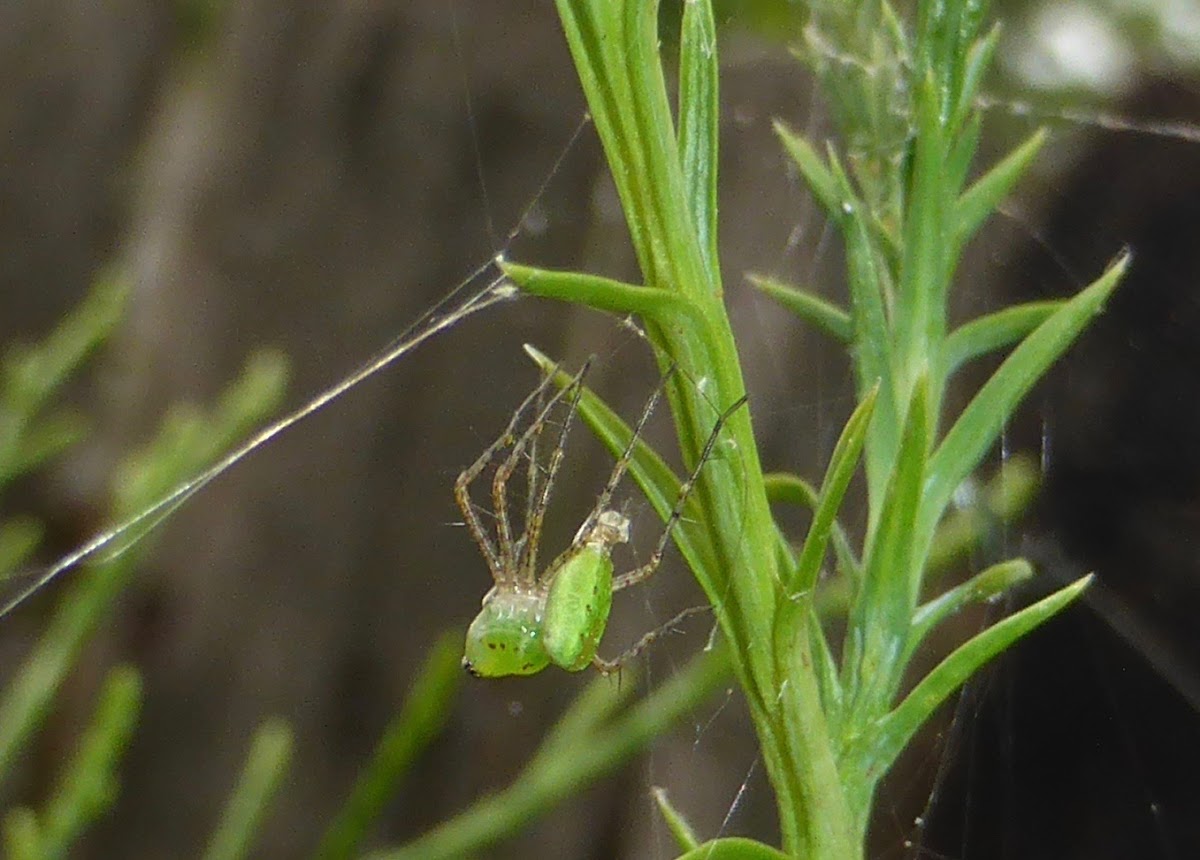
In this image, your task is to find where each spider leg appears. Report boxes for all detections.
[519,362,589,583]
[512,377,548,566]
[491,360,591,583]
[592,605,710,675]
[492,423,534,578]
[575,363,677,544]
[455,368,560,585]
[613,393,747,592]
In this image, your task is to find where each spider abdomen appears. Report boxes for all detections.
[462,590,551,677]
[543,545,614,672]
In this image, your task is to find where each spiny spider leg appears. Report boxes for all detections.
[517,364,589,582]
[574,363,678,545]
[592,605,711,675]
[492,360,590,583]
[511,376,548,567]
[491,427,526,576]
[454,367,564,585]
[612,393,748,592]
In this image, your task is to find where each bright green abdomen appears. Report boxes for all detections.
[462,590,550,677]
[543,545,614,672]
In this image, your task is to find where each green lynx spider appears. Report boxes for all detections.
[458,360,744,676]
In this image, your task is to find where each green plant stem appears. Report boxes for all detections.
[537,1,848,850]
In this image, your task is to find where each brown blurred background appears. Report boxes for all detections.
[2,1,1200,858]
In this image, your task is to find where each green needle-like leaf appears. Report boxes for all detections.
[895,73,950,381]
[773,120,844,219]
[845,380,929,724]
[907,558,1034,661]
[9,410,87,478]
[924,253,1128,540]
[502,262,703,328]
[868,574,1092,772]
[828,152,899,483]
[955,129,1048,245]
[678,0,719,278]
[37,666,142,859]
[0,273,126,422]
[945,113,983,199]
[652,787,701,852]
[748,274,853,344]
[316,633,462,860]
[950,24,1000,131]
[944,300,1064,373]
[791,387,877,595]
[764,473,860,582]
[201,718,293,860]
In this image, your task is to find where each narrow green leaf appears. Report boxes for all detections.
[763,474,844,708]
[924,254,1129,537]
[765,473,862,583]
[678,0,719,278]
[907,558,1033,661]
[8,410,86,480]
[896,72,949,379]
[38,666,142,859]
[502,261,703,327]
[827,152,897,465]
[764,472,819,509]
[845,380,929,722]
[1,272,126,418]
[791,387,877,595]
[675,837,791,859]
[809,602,844,716]
[955,129,1047,245]
[773,121,843,219]
[763,470,859,578]
[944,111,983,201]
[944,300,1064,373]
[202,718,293,860]
[316,633,462,860]
[950,24,1000,132]
[748,274,853,344]
[652,787,700,852]
[869,575,1092,771]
